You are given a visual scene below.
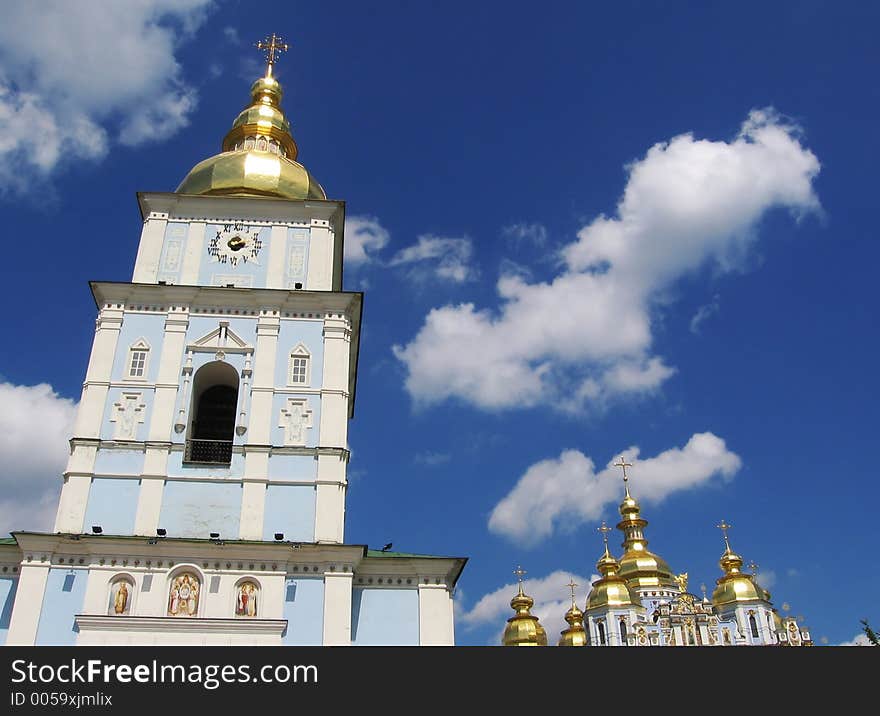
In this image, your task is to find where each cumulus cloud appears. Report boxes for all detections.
[690,294,721,334]
[838,632,871,646]
[344,215,390,266]
[502,223,548,247]
[459,569,596,645]
[0,382,77,536]
[394,109,820,411]
[488,432,741,545]
[0,0,213,193]
[389,235,478,283]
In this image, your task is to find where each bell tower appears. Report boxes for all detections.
[2,35,465,647]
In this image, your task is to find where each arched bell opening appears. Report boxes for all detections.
[184,361,239,464]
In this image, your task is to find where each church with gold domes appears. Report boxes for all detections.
[503,458,812,647]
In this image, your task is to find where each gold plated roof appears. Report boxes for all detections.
[176,35,326,201]
[711,521,772,608]
[586,524,642,610]
[502,568,547,646]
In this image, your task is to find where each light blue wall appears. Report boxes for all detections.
[284,227,310,288]
[100,387,155,441]
[351,588,419,646]
[83,478,140,535]
[281,576,324,645]
[267,455,317,481]
[157,221,188,284]
[0,577,18,645]
[271,394,320,447]
[93,448,145,476]
[159,480,242,539]
[198,224,271,287]
[35,568,88,646]
[262,485,315,542]
[274,319,324,388]
[110,312,167,383]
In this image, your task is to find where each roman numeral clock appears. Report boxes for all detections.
[207,223,265,267]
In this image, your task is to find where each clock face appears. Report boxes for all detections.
[207,222,264,267]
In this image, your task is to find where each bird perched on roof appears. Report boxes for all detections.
[381,543,393,552]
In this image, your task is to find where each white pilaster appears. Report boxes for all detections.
[418,584,455,645]
[132,214,169,283]
[133,476,164,536]
[6,562,50,645]
[179,221,205,284]
[249,312,279,445]
[73,306,124,439]
[146,308,189,442]
[314,455,346,544]
[305,219,333,290]
[322,571,353,645]
[265,225,288,289]
[240,480,267,541]
[54,475,91,534]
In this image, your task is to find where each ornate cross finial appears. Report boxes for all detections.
[614,456,634,497]
[256,33,289,77]
[748,560,759,576]
[513,565,527,595]
[782,601,791,613]
[597,521,613,548]
[716,519,732,551]
[567,578,578,606]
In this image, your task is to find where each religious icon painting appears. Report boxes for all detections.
[235,581,259,617]
[108,577,134,616]
[168,572,201,617]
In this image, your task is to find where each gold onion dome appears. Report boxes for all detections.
[502,569,548,646]
[177,34,326,201]
[586,523,641,610]
[612,458,678,591]
[711,520,772,607]
[558,580,588,647]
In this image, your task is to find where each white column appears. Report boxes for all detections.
[322,571,353,645]
[239,479,267,540]
[305,219,333,290]
[248,312,279,445]
[133,476,164,536]
[265,225,288,289]
[314,455,346,544]
[6,562,50,645]
[73,306,124,439]
[179,221,205,285]
[132,214,169,283]
[147,308,189,442]
[418,584,455,645]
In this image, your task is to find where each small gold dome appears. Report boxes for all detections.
[177,59,325,201]
[586,545,642,610]
[712,546,772,608]
[558,602,588,647]
[615,497,678,590]
[502,583,547,646]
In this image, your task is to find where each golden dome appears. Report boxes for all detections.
[615,498,678,590]
[711,524,772,608]
[558,579,588,647]
[177,45,326,201]
[586,532,642,610]
[502,572,547,646]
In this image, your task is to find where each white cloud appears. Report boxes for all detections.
[690,294,721,334]
[459,569,596,645]
[389,235,477,283]
[344,215,390,266]
[394,109,820,411]
[0,0,213,193]
[223,27,240,45]
[502,223,548,247]
[488,432,741,545]
[0,382,77,536]
[755,569,776,590]
[838,632,871,646]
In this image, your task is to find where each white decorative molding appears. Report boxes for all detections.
[189,321,252,354]
[74,615,287,635]
[110,392,146,441]
[287,343,311,387]
[278,399,313,446]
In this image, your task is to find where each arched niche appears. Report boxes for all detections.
[167,566,204,618]
[185,360,239,464]
[233,577,261,618]
[107,573,136,616]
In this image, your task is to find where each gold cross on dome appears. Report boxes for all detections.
[748,560,759,576]
[567,578,578,600]
[513,565,527,584]
[614,455,633,481]
[598,520,612,544]
[716,519,732,550]
[256,33,289,76]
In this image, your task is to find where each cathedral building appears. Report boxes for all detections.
[502,460,812,647]
[0,35,465,646]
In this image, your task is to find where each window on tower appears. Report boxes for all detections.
[288,344,310,386]
[184,360,240,465]
[127,340,150,379]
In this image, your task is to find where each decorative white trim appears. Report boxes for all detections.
[74,615,287,635]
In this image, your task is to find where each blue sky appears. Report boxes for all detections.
[0,1,877,646]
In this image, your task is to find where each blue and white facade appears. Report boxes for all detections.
[0,100,466,646]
